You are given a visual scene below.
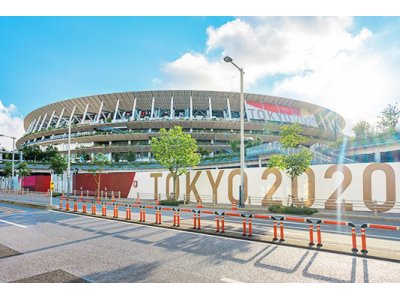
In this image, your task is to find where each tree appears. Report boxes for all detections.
[267,124,312,206]
[20,145,42,162]
[49,154,67,175]
[151,126,201,200]
[352,120,374,139]
[198,147,210,157]
[126,151,136,163]
[87,153,110,199]
[16,162,31,190]
[43,145,59,162]
[279,124,308,148]
[3,162,13,189]
[378,102,400,132]
[76,148,91,162]
[230,140,240,153]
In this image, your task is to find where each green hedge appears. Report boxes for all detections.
[268,204,318,215]
[159,200,185,206]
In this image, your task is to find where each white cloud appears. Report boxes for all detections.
[155,17,400,135]
[0,100,25,150]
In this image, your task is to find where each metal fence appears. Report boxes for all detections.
[0,188,52,206]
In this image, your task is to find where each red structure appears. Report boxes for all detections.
[21,175,51,192]
[73,172,136,198]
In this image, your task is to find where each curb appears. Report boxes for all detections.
[0,199,55,210]
[52,208,400,264]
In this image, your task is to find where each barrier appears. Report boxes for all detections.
[82,201,87,214]
[73,201,78,212]
[219,212,245,235]
[242,215,247,236]
[350,224,358,252]
[59,198,63,210]
[136,195,140,204]
[306,219,314,246]
[139,205,146,222]
[102,203,107,216]
[197,198,203,209]
[248,215,253,237]
[193,210,197,229]
[173,208,177,226]
[155,196,160,206]
[316,220,322,247]
[113,203,118,218]
[65,199,70,211]
[215,212,220,232]
[91,201,96,215]
[126,204,131,220]
[360,223,400,255]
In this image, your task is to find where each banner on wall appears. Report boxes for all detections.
[245,101,319,128]
[131,163,400,213]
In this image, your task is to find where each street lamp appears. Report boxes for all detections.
[67,119,72,197]
[0,134,16,190]
[223,55,245,208]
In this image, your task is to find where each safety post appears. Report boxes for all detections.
[82,201,87,214]
[272,217,278,241]
[73,200,78,212]
[197,198,203,209]
[221,213,225,233]
[197,210,201,230]
[126,204,131,220]
[172,208,177,226]
[91,201,96,215]
[349,223,358,253]
[113,203,118,218]
[279,217,285,242]
[360,224,368,254]
[215,212,220,232]
[316,220,322,247]
[158,208,162,224]
[242,214,247,236]
[59,198,63,209]
[306,219,314,247]
[248,214,253,237]
[111,195,115,203]
[139,206,143,222]
[193,209,197,229]
[176,209,180,227]
[66,199,70,211]
[102,202,107,216]
[136,193,140,204]
[142,206,146,222]
[155,195,160,206]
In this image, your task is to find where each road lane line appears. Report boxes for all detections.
[0,219,28,228]
[220,277,244,283]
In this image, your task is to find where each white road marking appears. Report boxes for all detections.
[0,219,27,228]
[220,277,244,283]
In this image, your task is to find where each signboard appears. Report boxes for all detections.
[245,101,319,128]
[131,163,400,213]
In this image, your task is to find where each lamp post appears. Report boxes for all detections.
[67,119,71,197]
[0,134,16,190]
[223,56,245,207]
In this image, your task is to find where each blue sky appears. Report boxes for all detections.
[1,16,400,148]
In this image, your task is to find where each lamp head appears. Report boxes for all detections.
[223,56,233,63]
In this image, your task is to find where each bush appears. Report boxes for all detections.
[52,192,62,197]
[159,200,185,206]
[268,204,318,215]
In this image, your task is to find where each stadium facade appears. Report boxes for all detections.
[17,90,345,161]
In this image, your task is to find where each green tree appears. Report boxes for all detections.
[352,120,373,139]
[16,161,31,189]
[151,126,201,200]
[87,153,110,198]
[230,140,240,153]
[379,102,400,132]
[126,151,136,163]
[198,147,210,157]
[3,162,13,189]
[49,154,67,175]
[20,145,42,162]
[267,124,312,206]
[279,124,308,148]
[43,145,59,162]
[76,148,91,162]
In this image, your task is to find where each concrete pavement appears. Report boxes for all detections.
[0,202,400,283]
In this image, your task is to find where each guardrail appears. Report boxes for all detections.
[56,197,400,257]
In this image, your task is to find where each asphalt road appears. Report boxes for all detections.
[0,202,400,283]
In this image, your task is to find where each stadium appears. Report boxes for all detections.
[16,90,345,161]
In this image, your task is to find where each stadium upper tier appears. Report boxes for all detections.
[17,90,345,161]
